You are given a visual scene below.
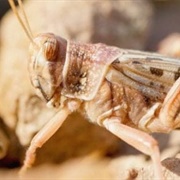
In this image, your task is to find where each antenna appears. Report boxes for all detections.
[8,0,36,46]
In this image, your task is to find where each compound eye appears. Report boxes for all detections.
[44,37,59,61]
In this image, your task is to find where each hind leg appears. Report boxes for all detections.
[159,77,180,129]
[138,77,180,133]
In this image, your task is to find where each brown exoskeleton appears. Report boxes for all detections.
[8,0,180,179]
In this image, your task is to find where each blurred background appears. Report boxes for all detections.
[1,0,180,50]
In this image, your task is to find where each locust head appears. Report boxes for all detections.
[29,33,67,105]
[8,0,67,107]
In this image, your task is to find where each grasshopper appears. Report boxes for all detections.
[8,0,180,179]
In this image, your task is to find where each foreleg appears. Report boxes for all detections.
[19,100,80,175]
